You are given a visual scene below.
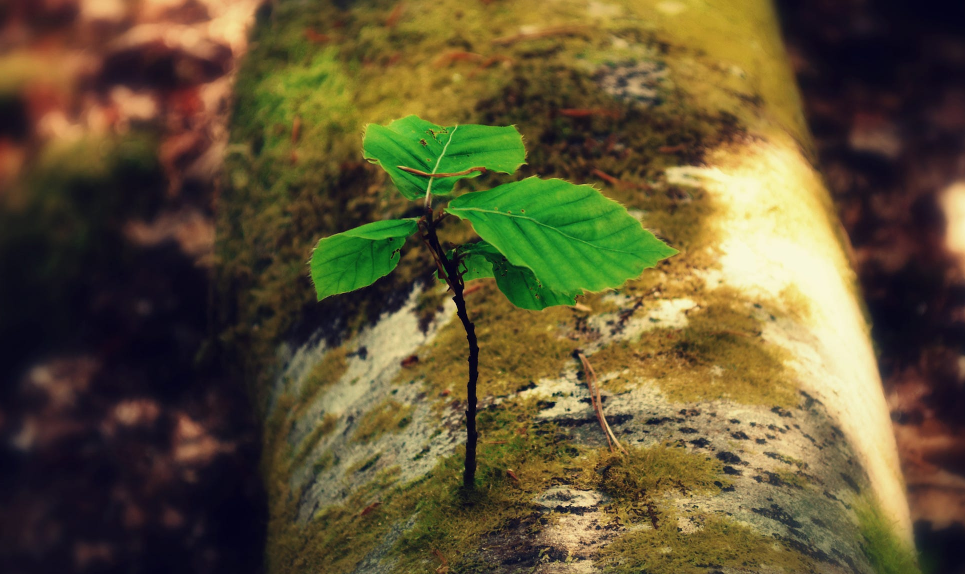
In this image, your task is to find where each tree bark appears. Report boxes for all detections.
[217,1,918,572]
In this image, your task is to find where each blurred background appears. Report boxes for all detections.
[0,0,963,572]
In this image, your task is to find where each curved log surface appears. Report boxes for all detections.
[216,1,918,572]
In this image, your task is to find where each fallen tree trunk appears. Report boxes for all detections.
[216,0,919,572]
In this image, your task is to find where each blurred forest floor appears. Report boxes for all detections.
[0,0,963,573]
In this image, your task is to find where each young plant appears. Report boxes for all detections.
[309,115,677,491]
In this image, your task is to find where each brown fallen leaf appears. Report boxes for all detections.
[432,548,449,574]
[305,29,331,44]
[385,2,405,28]
[360,501,382,517]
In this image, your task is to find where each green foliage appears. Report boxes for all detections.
[308,114,676,489]
[309,218,418,299]
[451,241,578,310]
[362,115,526,200]
[310,115,676,308]
[446,177,678,292]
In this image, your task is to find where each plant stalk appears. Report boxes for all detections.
[420,207,479,491]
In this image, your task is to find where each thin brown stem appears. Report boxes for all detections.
[577,351,628,455]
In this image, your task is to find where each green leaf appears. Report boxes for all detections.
[445,177,678,293]
[310,218,419,300]
[362,115,526,200]
[454,242,581,311]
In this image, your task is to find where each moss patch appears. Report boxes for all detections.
[597,444,726,500]
[406,280,576,400]
[590,288,798,407]
[296,346,350,410]
[855,496,922,574]
[292,413,338,468]
[598,513,813,574]
[352,399,414,443]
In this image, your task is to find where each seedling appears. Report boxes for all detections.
[309,115,677,491]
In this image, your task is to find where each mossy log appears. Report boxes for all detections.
[217,1,919,572]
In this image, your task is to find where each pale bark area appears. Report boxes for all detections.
[220,0,915,572]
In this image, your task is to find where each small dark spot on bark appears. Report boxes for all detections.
[679,427,699,434]
[723,466,742,476]
[832,547,861,572]
[679,408,700,416]
[756,438,767,444]
[516,381,537,392]
[779,536,840,565]
[771,406,793,418]
[823,490,851,509]
[753,504,803,529]
[553,417,595,427]
[536,400,556,410]
[729,418,741,424]
[607,414,633,425]
[645,417,671,425]
[716,451,743,464]
[839,472,861,494]
[800,390,822,409]
[731,431,750,440]
[689,437,711,448]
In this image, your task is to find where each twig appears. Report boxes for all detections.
[576,351,628,455]
[435,51,484,67]
[591,168,652,191]
[492,24,590,46]
[399,166,487,178]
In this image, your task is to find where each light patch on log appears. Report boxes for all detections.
[666,139,912,540]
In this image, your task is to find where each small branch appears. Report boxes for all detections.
[399,166,487,178]
[492,24,590,46]
[576,351,628,455]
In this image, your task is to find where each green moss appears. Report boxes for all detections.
[598,513,813,574]
[773,469,809,490]
[352,399,414,443]
[296,346,350,410]
[591,288,798,407]
[292,413,338,467]
[347,452,383,476]
[408,280,575,400]
[855,496,922,574]
[311,451,336,476]
[597,444,726,500]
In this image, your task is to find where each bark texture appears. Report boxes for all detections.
[217,0,918,572]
